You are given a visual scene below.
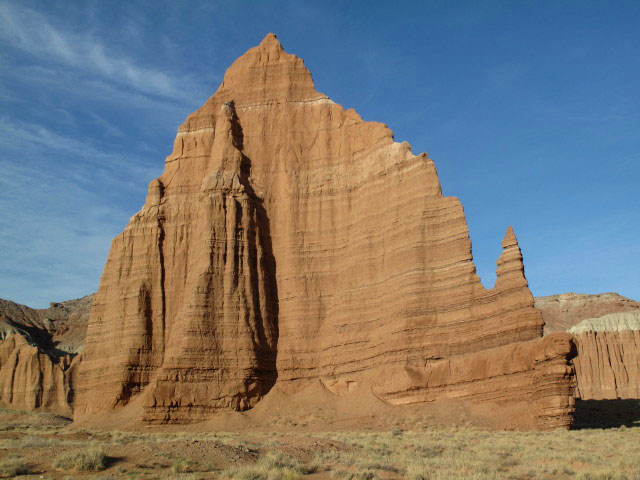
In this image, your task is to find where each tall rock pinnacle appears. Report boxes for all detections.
[74,36,576,429]
[496,226,528,287]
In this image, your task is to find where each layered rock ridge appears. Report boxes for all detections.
[140,103,279,423]
[75,34,575,429]
[371,229,576,429]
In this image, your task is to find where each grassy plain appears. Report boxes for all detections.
[0,401,638,479]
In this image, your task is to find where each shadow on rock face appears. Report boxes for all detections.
[573,399,640,429]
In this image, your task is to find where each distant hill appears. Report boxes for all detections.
[535,292,640,335]
[0,294,93,356]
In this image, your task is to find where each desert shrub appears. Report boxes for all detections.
[222,451,305,480]
[261,452,303,472]
[0,455,30,476]
[53,446,108,471]
[171,458,194,473]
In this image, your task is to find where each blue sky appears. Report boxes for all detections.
[0,0,638,308]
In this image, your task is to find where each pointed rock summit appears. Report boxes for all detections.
[73,36,576,429]
[501,225,519,248]
[184,32,320,136]
[260,32,281,46]
[496,225,528,288]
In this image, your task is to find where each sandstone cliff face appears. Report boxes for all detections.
[0,335,80,415]
[373,333,575,430]
[0,296,90,414]
[569,313,640,400]
[75,34,575,429]
[536,292,640,335]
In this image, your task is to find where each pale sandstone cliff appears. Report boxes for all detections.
[0,296,91,414]
[74,34,575,429]
[569,312,640,400]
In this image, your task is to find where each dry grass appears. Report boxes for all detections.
[0,454,30,477]
[310,427,640,480]
[53,445,108,471]
[0,407,638,479]
[172,457,196,473]
[222,451,308,479]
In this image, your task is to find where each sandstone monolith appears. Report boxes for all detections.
[74,34,576,429]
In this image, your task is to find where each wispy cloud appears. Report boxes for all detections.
[0,116,162,193]
[0,115,159,308]
[2,62,198,134]
[0,161,126,307]
[0,3,208,307]
[87,111,125,139]
[0,2,204,101]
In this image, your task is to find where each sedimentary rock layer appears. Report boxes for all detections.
[0,296,90,414]
[373,333,576,430]
[75,34,575,429]
[0,295,92,355]
[570,312,640,400]
[0,334,79,415]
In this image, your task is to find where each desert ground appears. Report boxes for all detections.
[0,400,638,480]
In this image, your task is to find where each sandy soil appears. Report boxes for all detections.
[0,398,638,479]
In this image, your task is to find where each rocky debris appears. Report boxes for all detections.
[0,295,92,414]
[569,312,640,400]
[535,292,640,335]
